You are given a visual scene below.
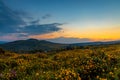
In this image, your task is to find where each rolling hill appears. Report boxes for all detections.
[0,41,7,44]
[0,39,67,53]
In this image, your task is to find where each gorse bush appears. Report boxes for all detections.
[0,44,120,80]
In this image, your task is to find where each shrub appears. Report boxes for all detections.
[0,48,5,54]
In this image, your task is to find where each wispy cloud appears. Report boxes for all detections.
[42,14,51,19]
[47,37,93,44]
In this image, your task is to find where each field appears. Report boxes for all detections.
[0,44,120,80]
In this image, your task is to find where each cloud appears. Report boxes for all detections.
[0,0,62,40]
[0,0,25,34]
[30,19,40,25]
[19,23,62,36]
[47,37,93,44]
[14,10,33,20]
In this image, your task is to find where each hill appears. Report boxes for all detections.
[0,41,7,44]
[0,39,67,53]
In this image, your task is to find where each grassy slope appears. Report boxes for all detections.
[0,39,67,53]
[0,44,120,80]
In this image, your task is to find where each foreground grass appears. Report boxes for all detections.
[0,44,120,80]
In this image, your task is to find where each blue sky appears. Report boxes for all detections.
[4,0,120,22]
[0,0,120,43]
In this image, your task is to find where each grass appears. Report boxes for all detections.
[0,44,120,80]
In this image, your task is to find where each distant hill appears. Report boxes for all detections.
[0,41,7,44]
[47,37,92,44]
[0,39,67,53]
[70,40,120,46]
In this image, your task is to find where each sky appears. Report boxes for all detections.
[0,0,120,43]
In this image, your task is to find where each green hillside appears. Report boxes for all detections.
[0,44,120,80]
[0,39,67,53]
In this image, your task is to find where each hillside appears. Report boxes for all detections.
[0,41,7,44]
[0,44,120,79]
[0,39,120,53]
[0,39,67,53]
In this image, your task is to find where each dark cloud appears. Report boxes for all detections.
[0,0,62,38]
[19,23,62,36]
[0,0,25,33]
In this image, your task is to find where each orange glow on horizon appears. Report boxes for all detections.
[28,26,120,41]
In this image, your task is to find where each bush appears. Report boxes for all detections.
[0,48,5,54]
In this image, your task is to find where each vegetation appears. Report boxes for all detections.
[0,44,120,80]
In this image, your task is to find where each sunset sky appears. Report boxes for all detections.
[0,0,120,43]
